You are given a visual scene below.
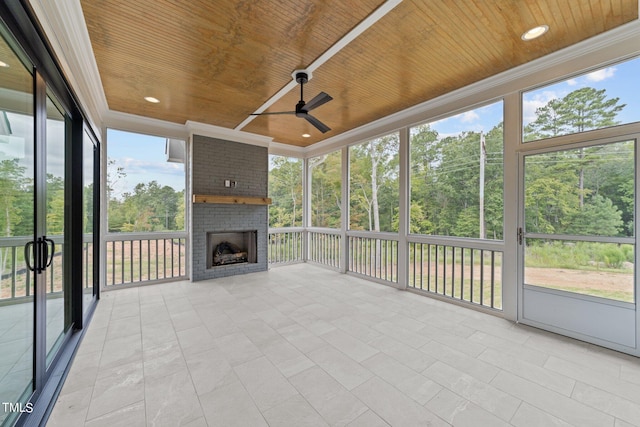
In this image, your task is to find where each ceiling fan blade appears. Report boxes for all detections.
[302,92,333,112]
[304,113,331,133]
[250,111,296,116]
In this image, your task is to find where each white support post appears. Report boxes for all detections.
[502,92,520,321]
[397,127,409,289]
[479,131,485,240]
[340,146,349,273]
[303,157,311,262]
[99,126,108,290]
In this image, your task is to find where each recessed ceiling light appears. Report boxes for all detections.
[0,61,9,68]
[522,25,549,41]
[144,96,160,103]
[302,133,311,138]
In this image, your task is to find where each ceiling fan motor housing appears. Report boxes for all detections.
[295,72,309,85]
[295,100,306,117]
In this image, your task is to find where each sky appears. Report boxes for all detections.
[430,56,640,138]
[107,129,185,199]
[107,57,640,195]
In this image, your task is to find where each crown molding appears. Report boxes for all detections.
[105,110,188,140]
[268,141,307,158]
[306,20,640,158]
[28,0,108,138]
[186,120,273,147]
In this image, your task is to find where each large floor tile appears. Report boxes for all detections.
[289,366,368,426]
[352,377,448,426]
[262,394,329,427]
[425,388,511,427]
[184,347,238,396]
[86,361,145,421]
[233,356,299,412]
[361,352,441,405]
[424,360,521,422]
[85,401,146,427]
[307,345,374,391]
[491,370,615,427]
[145,368,203,426]
[199,380,268,427]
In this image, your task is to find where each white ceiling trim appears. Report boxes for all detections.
[186,120,273,147]
[268,141,307,158]
[233,0,403,131]
[29,0,108,138]
[104,110,188,140]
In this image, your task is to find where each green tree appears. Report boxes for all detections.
[409,121,504,239]
[268,156,303,228]
[566,194,623,236]
[0,159,28,281]
[525,87,625,140]
[310,151,342,228]
[349,134,399,232]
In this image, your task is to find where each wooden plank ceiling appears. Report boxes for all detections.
[81,0,638,147]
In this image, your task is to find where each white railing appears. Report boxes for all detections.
[258,227,505,311]
[308,228,341,269]
[268,228,304,265]
[347,231,399,284]
[103,232,187,287]
[408,235,503,310]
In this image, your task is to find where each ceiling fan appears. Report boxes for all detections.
[251,70,333,133]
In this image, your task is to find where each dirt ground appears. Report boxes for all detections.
[525,267,633,292]
[413,260,633,294]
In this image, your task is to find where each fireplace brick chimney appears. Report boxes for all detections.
[190,135,268,281]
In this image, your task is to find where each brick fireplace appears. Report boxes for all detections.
[190,135,268,281]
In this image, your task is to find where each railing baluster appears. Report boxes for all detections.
[171,238,175,277]
[178,239,182,276]
[138,240,142,282]
[427,244,432,292]
[480,249,485,306]
[451,246,455,297]
[470,249,474,303]
[491,251,495,308]
[443,245,447,296]
[460,248,465,300]
[11,246,16,298]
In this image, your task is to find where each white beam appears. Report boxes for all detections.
[234,0,403,131]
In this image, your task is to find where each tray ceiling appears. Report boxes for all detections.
[81,0,638,147]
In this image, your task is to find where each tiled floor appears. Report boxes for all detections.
[0,296,70,425]
[48,264,640,426]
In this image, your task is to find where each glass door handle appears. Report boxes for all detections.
[24,241,35,272]
[44,236,55,268]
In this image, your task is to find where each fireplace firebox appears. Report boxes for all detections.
[206,230,257,269]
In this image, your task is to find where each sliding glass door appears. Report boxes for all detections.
[1,2,100,424]
[43,91,69,368]
[0,27,35,426]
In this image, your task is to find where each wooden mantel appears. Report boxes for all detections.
[192,194,272,205]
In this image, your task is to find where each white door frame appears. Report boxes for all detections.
[517,131,640,356]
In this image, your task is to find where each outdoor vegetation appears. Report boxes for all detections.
[0,158,72,299]
[522,86,634,301]
[268,156,303,228]
[107,159,185,232]
[310,150,342,228]
[2,82,633,300]
[268,85,635,302]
